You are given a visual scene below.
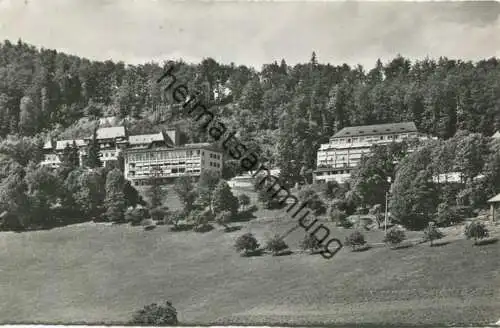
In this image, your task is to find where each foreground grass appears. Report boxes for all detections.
[0,217,498,326]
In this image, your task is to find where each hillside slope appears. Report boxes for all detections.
[0,220,498,326]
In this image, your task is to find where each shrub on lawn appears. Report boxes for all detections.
[344,231,367,251]
[265,235,289,256]
[150,207,168,222]
[464,221,489,245]
[125,207,150,226]
[383,227,406,248]
[130,301,178,325]
[300,234,321,254]
[234,232,260,256]
[423,223,444,246]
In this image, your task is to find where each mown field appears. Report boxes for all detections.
[0,210,498,326]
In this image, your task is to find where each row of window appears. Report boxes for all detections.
[331,133,416,144]
[315,169,352,176]
[209,162,221,168]
[101,152,118,158]
[129,167,203,177]
[127,150,205,162]
[209,153,221,160]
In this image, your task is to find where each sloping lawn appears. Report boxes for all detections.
[0,220,498,326]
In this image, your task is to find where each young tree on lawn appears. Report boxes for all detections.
[383,227,406,248]
[105,168,126,222]
[424,223,444,246]
[238,193,251,211]
[265,235,289,256]
[212,180,239,216]
[464,221,489,245]
[234,232,260,256]
[345,231,367,251]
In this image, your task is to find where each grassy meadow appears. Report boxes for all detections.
[0,198,499,326]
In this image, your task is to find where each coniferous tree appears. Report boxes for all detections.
[212,180,239,216]
[85,128,102,168]
[147,167,166,209]
[104,168,126,222]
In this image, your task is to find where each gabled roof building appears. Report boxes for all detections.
[314,121,428,184]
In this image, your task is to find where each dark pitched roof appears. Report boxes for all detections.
[332,122,418,138]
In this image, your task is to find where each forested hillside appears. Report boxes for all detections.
[1,40,500,183]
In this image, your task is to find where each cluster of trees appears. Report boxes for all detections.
[1,39,500,232]
[390,132,500,229]
[1,40,500,187]
[234,232,291,257]
[315,131,500,230]
[0,135,143,231]
[170,169,244,232]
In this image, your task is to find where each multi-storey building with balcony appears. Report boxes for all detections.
[123,142,223,186]
[41,125,223,185]
[314,122,426,184]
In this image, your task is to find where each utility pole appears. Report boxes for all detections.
[385,177,392,235]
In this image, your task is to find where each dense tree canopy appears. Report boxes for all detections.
[1,39,500,231]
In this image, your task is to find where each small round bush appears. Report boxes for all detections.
[464,221,489,245]
[130,301,178,325]
[345,231,367,251]
[265,235,289,255]
[234,233,260,256]
[383,227,406,247]
[125,207,150,226]
[150,207,167,222]
[300,234,321,253]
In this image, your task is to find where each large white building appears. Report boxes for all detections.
[41,126,223,184]
[124,142,223,186]
[314,122,426,183]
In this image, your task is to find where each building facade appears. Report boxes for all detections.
[41,126,223,184]
[123,143,223,186]
[314,122,426,183]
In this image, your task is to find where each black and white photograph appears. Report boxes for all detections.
[0,0,499,327]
